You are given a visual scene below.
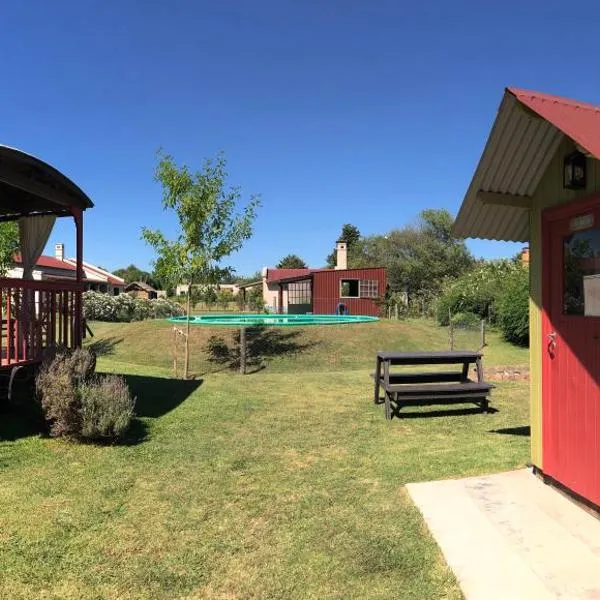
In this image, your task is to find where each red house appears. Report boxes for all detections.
[259,242,386,317]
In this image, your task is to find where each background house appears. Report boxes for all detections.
[241,241,386,316]
[125,281,158,299]
[9,242,125,295]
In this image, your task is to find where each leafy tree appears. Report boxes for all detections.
[353,209,474,301]
[325,224,362,268]
[236,270,263,285]
[0,222,19,277]
[247,286,264,313]
[113,264,160,288]
[142,150,260,379]
[276,254,307,269]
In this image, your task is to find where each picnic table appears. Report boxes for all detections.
[373,350,493,419]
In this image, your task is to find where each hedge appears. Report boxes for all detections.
[83,291,184,322]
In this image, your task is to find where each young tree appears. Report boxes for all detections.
[142,151,260,379]
[276,254,307,269]
[0,222,19,277]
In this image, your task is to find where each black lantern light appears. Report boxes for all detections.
[564,150,587,190]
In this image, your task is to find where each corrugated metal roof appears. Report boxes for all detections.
[266,268,315,282]
[454,89,568,241]
[454,87,600,241]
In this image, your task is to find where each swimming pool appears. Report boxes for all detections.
[168,314,379,327]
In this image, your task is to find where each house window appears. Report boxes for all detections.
[288,281,312,304]
[359,280,379,298]
[340,279,359,298]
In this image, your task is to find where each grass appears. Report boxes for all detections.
[86,317,529,376]
[0,318,531,599]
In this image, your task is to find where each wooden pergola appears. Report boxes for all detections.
[0,144,93,370]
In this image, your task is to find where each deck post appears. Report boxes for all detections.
[73,208,84,347]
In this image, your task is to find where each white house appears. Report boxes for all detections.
[8,243,125,295]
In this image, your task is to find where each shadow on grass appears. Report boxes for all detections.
[204,328,319,373]
[0,374,203,445]
[87,336,124,357]
[392,406,499,419]
[122,374,203,419]
[490,425,530,437]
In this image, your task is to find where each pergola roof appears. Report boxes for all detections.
[0,145,93,222]
[454,87,600,242]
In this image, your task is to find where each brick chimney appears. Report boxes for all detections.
[335,240,347,270]
[521,246,530,265]
[55,243,65,261]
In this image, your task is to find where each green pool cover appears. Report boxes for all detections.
[169,314,379,326]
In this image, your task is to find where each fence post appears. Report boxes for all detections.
[481,319,486,348]
[449,322,455,351]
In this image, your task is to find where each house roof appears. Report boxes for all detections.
[125,281,157,292]
[14,254,124,285]
[63,259,125,286]
[14,253,76,271]
[268,267,385,285]
[454,87,600,242]
[266,268,316,282]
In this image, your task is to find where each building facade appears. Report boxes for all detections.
[455,86,600,509]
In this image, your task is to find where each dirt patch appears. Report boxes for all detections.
[476,365,530,382]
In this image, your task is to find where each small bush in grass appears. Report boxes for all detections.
[36,347,135,441]
[79,375,135,441]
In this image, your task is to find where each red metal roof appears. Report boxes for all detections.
[266,268,316,282]
[14,254,76,271]
[508,87,600,158]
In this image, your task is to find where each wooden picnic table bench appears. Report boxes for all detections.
[373,350,493,419]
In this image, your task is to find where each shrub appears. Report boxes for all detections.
[496,266,529,346]
[450,311,481,328]
[436,259,522,326]
[83,291,184,322]
[36,347,135,441]
[79,375,135,441]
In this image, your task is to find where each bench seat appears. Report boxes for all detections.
[385,381,492,402]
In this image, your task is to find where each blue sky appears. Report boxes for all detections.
[2,0,600,276]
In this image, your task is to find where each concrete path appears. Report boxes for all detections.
[407,469,600,600]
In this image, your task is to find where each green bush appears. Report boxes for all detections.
[496,266,529,346]
[79,375,135,441]
[450,311,481,327]
[83,291,184,322]
[436,260,522,326]
[36,347,135,441]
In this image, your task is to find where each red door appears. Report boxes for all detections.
[542,199,600,506]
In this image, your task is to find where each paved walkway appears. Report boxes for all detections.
[407,469,600,599]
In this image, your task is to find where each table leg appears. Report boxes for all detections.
[374,356,381,403]
[461,360,470,382]
[383,360,391,419]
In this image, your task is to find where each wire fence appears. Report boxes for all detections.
[448,318,486,351]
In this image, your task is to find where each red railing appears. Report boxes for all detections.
[0,278,83,368]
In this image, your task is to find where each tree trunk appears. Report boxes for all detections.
[184,285,191,379]
[239,327,247,374]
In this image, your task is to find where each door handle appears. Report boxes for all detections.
[548,331,557,356]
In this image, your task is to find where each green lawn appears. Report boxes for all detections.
[0,319,531,599]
